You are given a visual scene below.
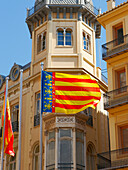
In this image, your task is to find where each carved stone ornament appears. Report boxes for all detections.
[45,118,55,129]
[56,117,75,123]
[76,118,86,127]
[0,75,5,89]
[10,63,22,81]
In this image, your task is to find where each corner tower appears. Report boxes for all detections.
[26,0,109,170]
[26,0,101,76]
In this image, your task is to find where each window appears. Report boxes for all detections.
[83,32,91,53]
[116,68,126,92]
[8,154,16,170]
[76,130,85,169]
[113,23,124,46]
[57,29,64,45]
[57,28,72,46]
[37,32,46,53]
[58,129,73,169]
[34,93,40,126]
[33,145,39,170]
[120,125,128,149]
[87,144,96,170]
[11,104,19,132]
[46,130,55,170]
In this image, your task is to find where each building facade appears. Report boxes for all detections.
[97,0,128,169]
[0,0,109,169]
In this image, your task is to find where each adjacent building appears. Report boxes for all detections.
[97,0,128,169]
[0,0,109,169]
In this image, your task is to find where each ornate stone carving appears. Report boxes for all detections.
[56,116,75,123]
[45,118,55,129]
[76,118,86,127]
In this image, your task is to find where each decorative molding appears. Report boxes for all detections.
[45,118,55,129]
[56,116,75,123]
[76,118,86,127]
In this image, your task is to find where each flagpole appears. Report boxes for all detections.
[40,62,44,170]
[1,77,9,170]
[18,69,23,170]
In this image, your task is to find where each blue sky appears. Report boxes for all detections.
[0,0,124,77]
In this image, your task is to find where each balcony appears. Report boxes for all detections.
[34,114,40,127]
[102,34,128,60]
[12,121,19,132]
[104,86,128,110]
[27,1,99,17]
[97,147,128,169]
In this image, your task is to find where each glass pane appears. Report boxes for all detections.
[10,164,13,170]
[36,93,40,99]
[58,41,64,46]
[58,31,63,35]
[35,155,39,170]
[49,131,55,140]
[60,140,72,163]
[47,141,55,166]
[76,131,84,140]
[119,72,126,87]
[122,127,128,148]
[76,141,84,166]
[35,145,39,153]
[60,129,71,137]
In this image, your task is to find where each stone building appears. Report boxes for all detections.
[0,0,109,169]
[97,0,128,169]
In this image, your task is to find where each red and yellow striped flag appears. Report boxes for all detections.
[2,93,15,156]
[42,71,101,114]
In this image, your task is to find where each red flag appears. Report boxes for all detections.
[2,92,15,156]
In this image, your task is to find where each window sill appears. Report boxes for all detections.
[83,48,91,55]
[37,48,46,55]
[56,45,73,48]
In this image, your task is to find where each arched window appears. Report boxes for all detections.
[58,129,73,169]
[42,32,46,50]
[57,29,64,46]
[57,28,72,46]
[8,154,16,170]
[46,130,55,169]
[76,130,85,169]
[83,31,91,53]
[33,145,39,170]
[87,144,96,170]
[65,29,72,46]
[37,32,46,53]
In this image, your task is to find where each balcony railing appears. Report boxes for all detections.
[101,74,108,85]
[102,34,128,60]
[12,121,19,132]
[97,147,128,169]
[34,114,40,126]
[0,128,2,137]
[27,1,99,17]
[104,86,128,109]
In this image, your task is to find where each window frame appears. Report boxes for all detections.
[83,31,91,53]
[37,31,46,54]
[56,27,73,47]
[33,144,40,170]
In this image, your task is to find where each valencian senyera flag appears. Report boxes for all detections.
[2,91,15,156]
[41,71,101,114]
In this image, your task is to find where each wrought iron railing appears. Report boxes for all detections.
[101,74,108,84]
[102,34,128,60]
[58,163,73,169]
[97,147,128,169]
[46,164,55,170]
[34,114,40,126]
[85,2,99,16]
[104,86,128,109]
[76,164,85,170]
[0,128,2,137]
[27,1,99,17]
[12,121,19,132]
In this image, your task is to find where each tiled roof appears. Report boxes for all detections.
[97,1,128,18]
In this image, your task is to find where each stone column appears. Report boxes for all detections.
[55,128,59,170]
[73,128,76,169]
